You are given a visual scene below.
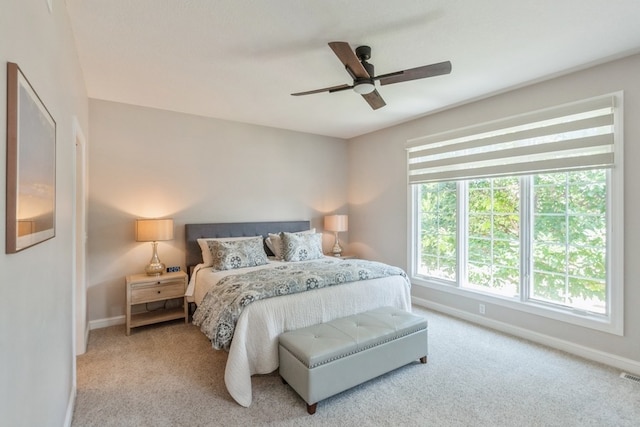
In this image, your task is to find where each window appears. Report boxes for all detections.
[465,177,520,298]
[531,171,607,313]
[408,94,623,334]
[417,181,457,281]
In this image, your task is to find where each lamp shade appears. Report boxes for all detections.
[135,218,174,242]
[324,215,348,232]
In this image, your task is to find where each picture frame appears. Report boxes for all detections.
[6,62,56,253]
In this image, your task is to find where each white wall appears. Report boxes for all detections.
[0,1,89,426]
[87,100,348,323]
[348,53,640,365]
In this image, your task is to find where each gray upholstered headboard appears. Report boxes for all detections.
[185,220,311,268]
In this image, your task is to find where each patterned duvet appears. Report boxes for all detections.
[192,258,408,350]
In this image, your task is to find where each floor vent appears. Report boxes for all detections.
[620,372,640,383]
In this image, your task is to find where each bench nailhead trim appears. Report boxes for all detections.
[288,325,427,369]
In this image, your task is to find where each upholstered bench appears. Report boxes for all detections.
[278,306,428,414]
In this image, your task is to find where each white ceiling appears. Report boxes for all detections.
[66,0,640,139]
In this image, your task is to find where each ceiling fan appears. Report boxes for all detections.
[291,41,452,110]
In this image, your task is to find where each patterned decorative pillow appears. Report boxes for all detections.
[267,228,316,260]
[281,232,324,262]
[207,236,268,270]
[198,236,259,267]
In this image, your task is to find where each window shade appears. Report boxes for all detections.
[407,95,616,184]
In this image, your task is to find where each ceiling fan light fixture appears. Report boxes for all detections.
[353,81,375,95]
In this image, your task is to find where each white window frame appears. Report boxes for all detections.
[407,93,624,335]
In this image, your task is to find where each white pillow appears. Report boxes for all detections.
[197,236,259,267]
[267,228,315,260]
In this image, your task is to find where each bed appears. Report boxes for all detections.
[185,220,412,407]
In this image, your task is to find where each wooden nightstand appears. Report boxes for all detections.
[125,270,188,335]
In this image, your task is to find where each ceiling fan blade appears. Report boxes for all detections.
[329,85,354,94]
[362,89,386,110]
[378,61,452,86]
[291,83,351,96]
[328,41,370,79]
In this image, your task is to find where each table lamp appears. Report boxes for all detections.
[324,214,348,256]
[135,218,174,275]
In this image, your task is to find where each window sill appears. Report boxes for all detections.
[411,275,623,336]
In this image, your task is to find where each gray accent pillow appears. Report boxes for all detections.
[207,236,268,270]
[198,236,259,267]
[281,232,324,262]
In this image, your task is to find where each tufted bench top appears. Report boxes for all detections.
[279,306,428,369]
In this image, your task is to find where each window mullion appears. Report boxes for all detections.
[520,176,531,302]
[564,174,571,307]
[458,181,468,288]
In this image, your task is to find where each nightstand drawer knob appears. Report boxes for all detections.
[157,290,161,294]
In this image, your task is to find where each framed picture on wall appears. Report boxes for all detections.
[6,62,56,253]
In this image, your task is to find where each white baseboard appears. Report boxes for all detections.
[89,300,640,375]
[412,296,640,375]
[84,323,90,349]
[89,315,125,330]
[64,385,76,427]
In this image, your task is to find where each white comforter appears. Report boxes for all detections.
[187,259,412,407]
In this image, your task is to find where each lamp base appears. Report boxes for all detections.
[145,241,165,276]
[145,262,165,276]
[331,232,343,257]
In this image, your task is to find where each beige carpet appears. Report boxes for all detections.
[72,306,640,426]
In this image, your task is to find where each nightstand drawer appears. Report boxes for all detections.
[130,281,185,304]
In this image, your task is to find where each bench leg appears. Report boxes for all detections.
[307,403,317,415]
[420,356,427,364]
[282,376,316,414]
